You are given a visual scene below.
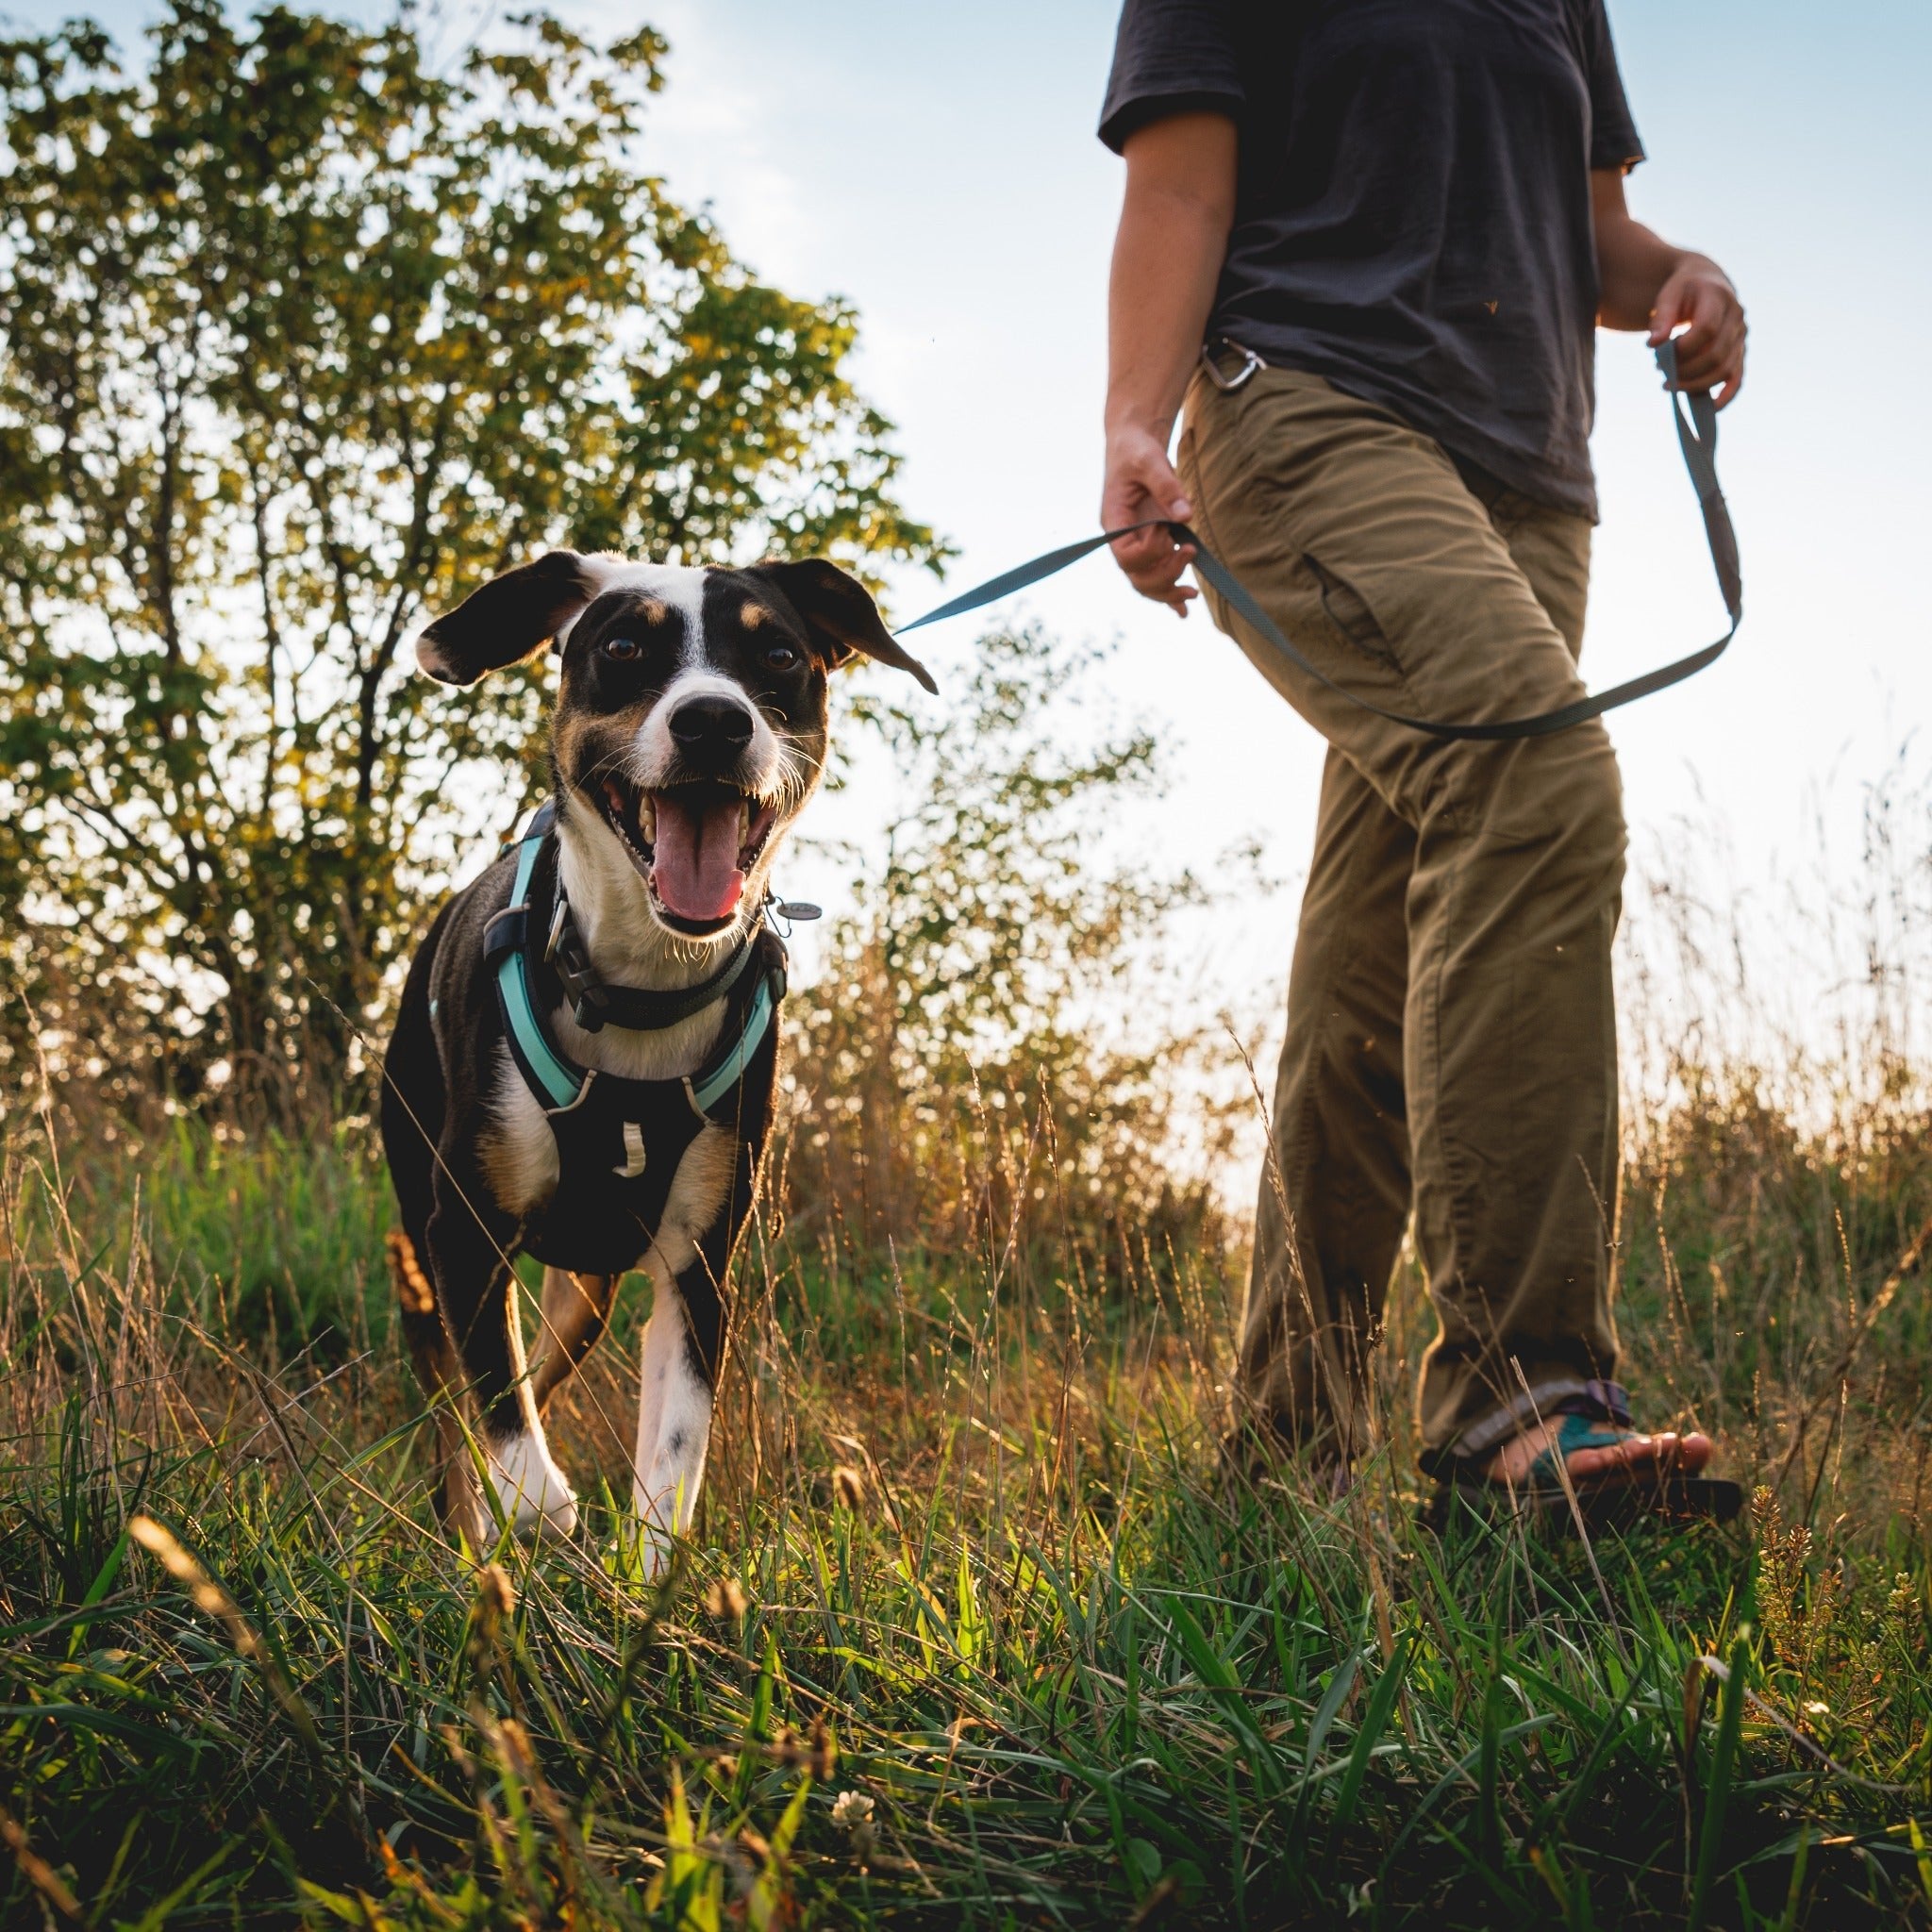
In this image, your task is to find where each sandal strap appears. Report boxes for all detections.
[1551,1378,1633,1428]
[1424,1381,1644,1489]
[1523,1410,1637,1491]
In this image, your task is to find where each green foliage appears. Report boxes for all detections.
[1,1318,1928,1926]
[110,1116,391,1348]
[6,994,1932,1926]
[0,1,939,1116]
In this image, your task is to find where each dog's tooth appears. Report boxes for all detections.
[641,795,656,841]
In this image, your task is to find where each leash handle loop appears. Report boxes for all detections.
[898,341,1741,742]
[1657,337,1742,623]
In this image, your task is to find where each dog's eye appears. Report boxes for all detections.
[763,642,801,673]
[601,637,641,662]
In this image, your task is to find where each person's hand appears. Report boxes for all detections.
[1101,423,1197,616]
[1648,258,1746,407]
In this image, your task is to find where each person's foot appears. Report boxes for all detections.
[1485,1415,1713,1489]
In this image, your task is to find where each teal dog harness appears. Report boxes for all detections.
[481,802,787,1273]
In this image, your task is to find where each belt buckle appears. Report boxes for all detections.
[1201,337,1263,393]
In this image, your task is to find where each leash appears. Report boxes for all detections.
[900,341,1740,743]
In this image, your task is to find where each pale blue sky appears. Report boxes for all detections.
[21,0,1932,1057]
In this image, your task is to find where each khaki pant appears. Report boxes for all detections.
[1177,365,1624,1463]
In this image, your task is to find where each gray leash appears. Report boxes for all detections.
[900,341,1740,743]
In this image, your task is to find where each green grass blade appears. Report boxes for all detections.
[1687,1641,1750,1932]
[1330,1634,1408,1838]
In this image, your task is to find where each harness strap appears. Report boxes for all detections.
[689,969,778,1116]
[491,825,585,1110]
[900,341,1740,743]
[488,813,785,1125]
[482,903,529,963]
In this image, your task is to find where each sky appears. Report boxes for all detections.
[22,0,1932,1066]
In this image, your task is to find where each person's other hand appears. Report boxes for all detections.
[1101,425,1197,615]
[1648,258,1746,407]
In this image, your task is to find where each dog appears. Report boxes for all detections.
[379,549,933,1569]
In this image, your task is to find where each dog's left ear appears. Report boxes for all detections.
[750,558,938,694]
[415,550,603,687]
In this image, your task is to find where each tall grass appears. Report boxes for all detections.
[4,677,1930,1924]
[4,1017,1930,1926]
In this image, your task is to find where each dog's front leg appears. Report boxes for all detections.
[630,1259,722,1577]
[629,1124,749,1577]
[531,1266,619,1415]
[426,1184,580,1543]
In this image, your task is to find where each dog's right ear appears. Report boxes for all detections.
[415,550,602,687]
[748,558,939,693]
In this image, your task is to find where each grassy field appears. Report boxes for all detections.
[4,1031,1931,1930]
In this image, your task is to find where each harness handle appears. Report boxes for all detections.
[900,341,1740,744]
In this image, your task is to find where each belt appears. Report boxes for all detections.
[898,340,1740,744]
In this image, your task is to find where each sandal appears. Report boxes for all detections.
[1425,1381,1744,1531]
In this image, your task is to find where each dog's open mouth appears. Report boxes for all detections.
[599,775,778,934]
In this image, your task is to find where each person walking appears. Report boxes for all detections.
[1098,1,1746,1513]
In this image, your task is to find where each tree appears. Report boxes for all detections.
[0,1,939,1119]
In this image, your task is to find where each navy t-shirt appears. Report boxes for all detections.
[1100,0,1644,519]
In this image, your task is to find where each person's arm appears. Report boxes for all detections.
[1592,168,1746,406]
[1102,111,1238,613]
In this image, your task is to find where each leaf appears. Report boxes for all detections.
[1688,1643,1750,1932]
[955,1543,983,1673]
[0,3,942,1117]
[1330,1634,1409,1835]
[1124,1836,1162,1893]
[748,1777,812,1931]
[646,1765,724,1930]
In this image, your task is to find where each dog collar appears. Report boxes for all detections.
[542,888,767,1037]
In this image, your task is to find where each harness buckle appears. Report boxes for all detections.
[552,911,610,1035]
[544,890,611,1034]
[1200,338,1264,393]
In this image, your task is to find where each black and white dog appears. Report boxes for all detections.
[380,550,932,1569]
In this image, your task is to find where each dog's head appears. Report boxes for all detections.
[415,552,934,940]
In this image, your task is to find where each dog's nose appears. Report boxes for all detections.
[669,696,756,753]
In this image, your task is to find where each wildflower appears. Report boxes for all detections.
[832,1790,874,1832]
[832,1789,876,1866]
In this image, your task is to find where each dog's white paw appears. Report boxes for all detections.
[488,1434,579,1541]
[628,1485,678,1580]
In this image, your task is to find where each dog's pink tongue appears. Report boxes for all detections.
[650,792,744,921]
